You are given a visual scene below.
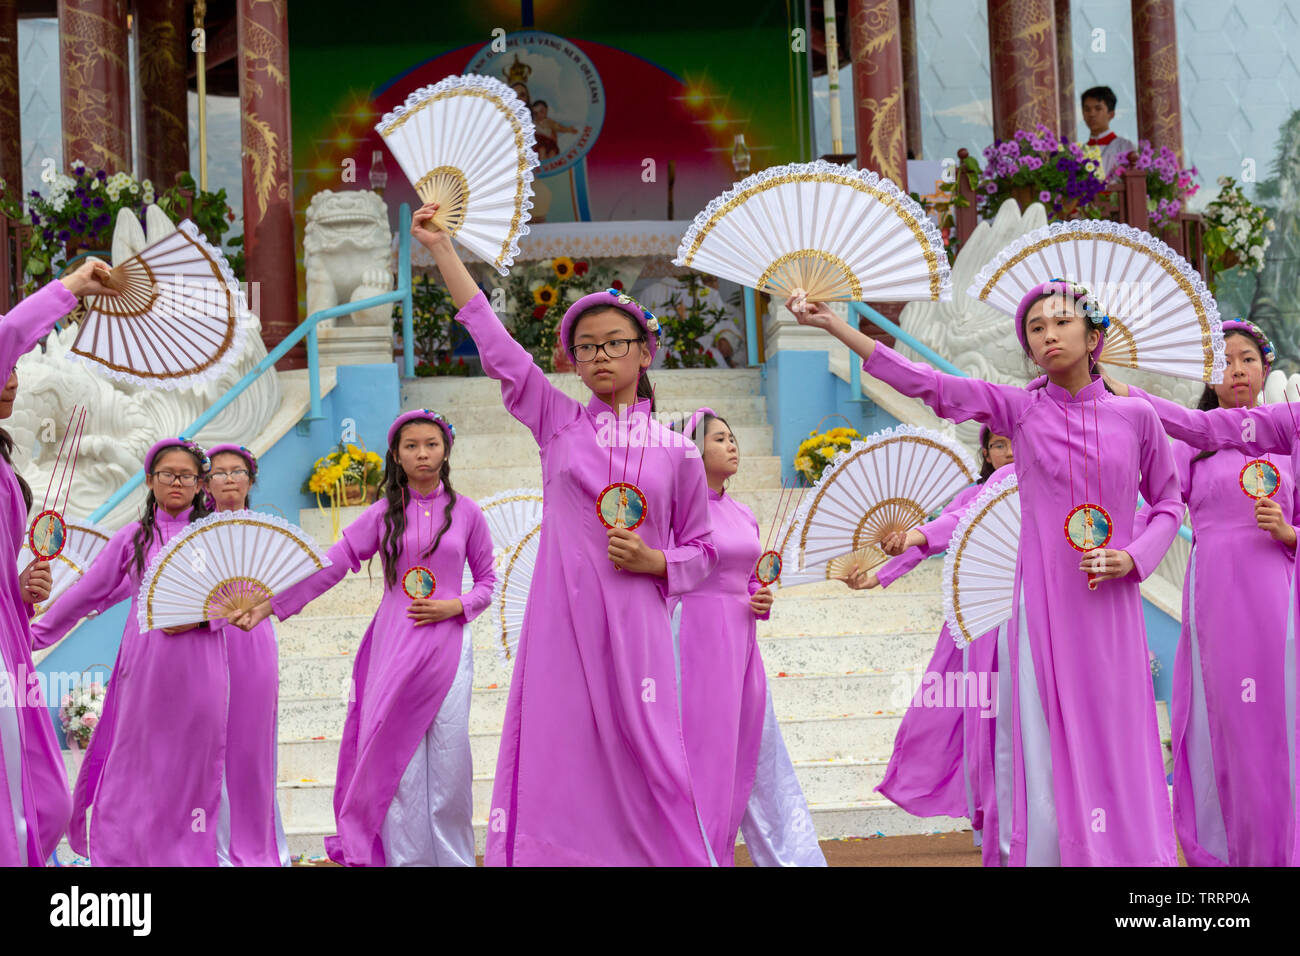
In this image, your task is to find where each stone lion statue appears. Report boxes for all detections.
[304,189,394,327]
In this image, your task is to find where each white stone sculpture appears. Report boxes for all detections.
[303,189,394,328]
[9,205,281,531]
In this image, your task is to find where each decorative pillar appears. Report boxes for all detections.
[899,0,922,159]
[135,0,190,188]
[0,1,20,188]
[58,0,133,172]
[238,0,300,366]
[1131,0,1183,162]
[848,0,908,187]
[1055,0,1074,139]
[987,0,1060,140]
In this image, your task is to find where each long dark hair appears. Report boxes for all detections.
[1191,329,1264,465]
[377,422,457,590]
[0,428,32,513]
[133,446,212,578]
[978,428,998,483]
[566,305,656,410]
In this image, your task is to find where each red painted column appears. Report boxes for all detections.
[899,0,922,160]
[848,0,908,188]
[1131,0,1184,163]
[987,0,1060,139]
[238,0,300,366]
[135,0,190,189]
[58,0,132,172]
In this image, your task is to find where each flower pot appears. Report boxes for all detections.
[342,482,378,506]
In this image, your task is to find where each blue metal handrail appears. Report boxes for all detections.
[87,203,414,523]
[847,303,1194,545]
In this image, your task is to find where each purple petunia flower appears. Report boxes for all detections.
[30,213,39,225]
[57,229,69,241]
[985,182,997,194]
[96,169,107,181]
[1039,190,1052,202]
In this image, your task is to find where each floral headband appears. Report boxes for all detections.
[1014,278,1110,361]
[145,437,210,474]
[387,408,456,449]
[1221,319,1275,370]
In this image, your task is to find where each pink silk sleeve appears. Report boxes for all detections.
[659,453,717,599]
[1130,386,1299,456]
[1125,404,1184,581]
[455,290,581,446]
[863,343,1029,437]
[0,281,79,382]
[456,501,497,624]
[31,526,137,649]
[271,502,384,621]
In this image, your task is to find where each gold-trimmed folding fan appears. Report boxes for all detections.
[18,542,91,616]
[968,220,1225,383]
[493,523,540,663]
[64,517,112,567]
[136,510,330,631]
[790,425,978,580]
[943,473,1021,648]
[376,73,539,274]
[72,219,248,390]
[478,488,543,556]
[674,159,951,302]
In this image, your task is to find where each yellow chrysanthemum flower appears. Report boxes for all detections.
[339,454,353,469]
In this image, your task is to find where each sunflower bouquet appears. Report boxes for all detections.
[793,425,863,484]
[496,255,618,370]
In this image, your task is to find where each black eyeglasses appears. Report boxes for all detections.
[153,470,200,487]
[209,469,250,482]
[569,337,645,363]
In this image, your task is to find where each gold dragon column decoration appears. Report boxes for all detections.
[238,0,298,365]
[987,0,1060,141]
[135,0,189,188]
[0,1,21,185]
[848,0,908,188]
[1132,0,1184,164]
[58,0,133,173]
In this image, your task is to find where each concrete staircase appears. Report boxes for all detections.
[61,368,969,863]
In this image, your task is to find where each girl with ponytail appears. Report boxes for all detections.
[232,411,496,867]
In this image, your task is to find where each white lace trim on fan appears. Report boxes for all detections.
[943,472,1019,649]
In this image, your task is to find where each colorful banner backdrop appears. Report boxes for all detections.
[289,2,809,230]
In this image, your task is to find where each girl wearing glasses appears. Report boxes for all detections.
[412,202,718,866]
[201,444,289,865]
[231,411,496,867]
[0,259,115,866]
[32,438,221,866]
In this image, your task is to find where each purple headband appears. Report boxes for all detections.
[559,288,661,361]
[1221,319,1275,371]
[145,437,209,474]
[683,406,717,439]
[205,443,258,478]
[388,409,456,450]
[1013,279,1110,362]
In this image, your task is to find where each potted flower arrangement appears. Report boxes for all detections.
[497,256,617,371]
[304,442,385,507]
[793,422,863,484]
[659,272,724,368]
[1202,175,1273,277]
[59,677,107,751]
[394,273,469,375]
[1109,140,1199,229]
[976,125,1108,220]
[23,160,155,283]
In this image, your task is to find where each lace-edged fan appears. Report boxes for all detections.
[376,74,539,275]
[943,473,1021,648]
[968,220,1225,383]
[674,160,952,302]
[136,510,330,631]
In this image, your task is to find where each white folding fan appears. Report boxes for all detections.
[18,542,92,616]
[376,73,539,275]
[943,472,1021,648]
[790,425,978,579]
[478,488,544,555]
[72,220,249,390]
[493,523,540,663]
[968,220,1225,383]
[674,159,952,302]
[136,510,330,630]
[64,517,112,568]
